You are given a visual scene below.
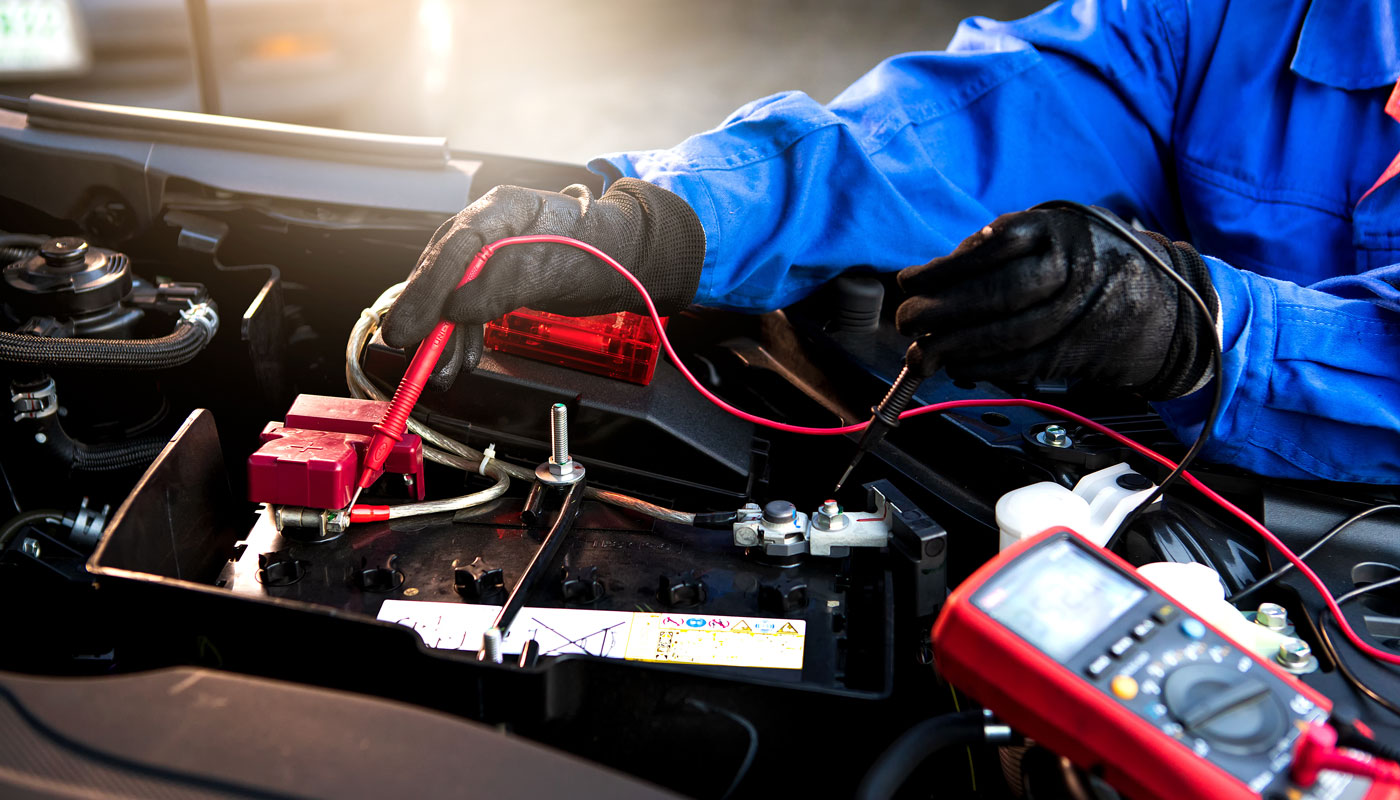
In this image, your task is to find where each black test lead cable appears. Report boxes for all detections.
[1229,504,1400,605]
[1029,201,1225,552]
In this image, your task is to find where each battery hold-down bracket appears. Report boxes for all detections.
[247,394,425,511]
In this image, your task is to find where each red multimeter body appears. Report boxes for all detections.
[933,527,1398,800]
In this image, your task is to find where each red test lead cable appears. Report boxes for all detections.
[348,243,501,511]
[1294,724,1400,788]
[447,234,1400,672]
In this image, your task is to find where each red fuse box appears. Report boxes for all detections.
[247,395,425,510]
[484,309,665,385]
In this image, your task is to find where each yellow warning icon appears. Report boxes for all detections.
[778,622,799,635]
[733,621,751,633]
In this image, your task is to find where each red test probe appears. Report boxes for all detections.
[345,245,496,513]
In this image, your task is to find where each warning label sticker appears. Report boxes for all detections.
[377,601,805,670]
[624,612,806,670]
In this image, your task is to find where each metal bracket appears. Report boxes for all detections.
[272,505,349,543]
[728,481,948,616]
[179,300,220,338]
[11,377,58,422]
[731,491,897,558]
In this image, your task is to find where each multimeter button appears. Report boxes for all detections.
[1109,636,1134,657]
[1111,675,1139,700]
[1152,604,1177,624]
[1180,619,1206,639]
[1132,619,1156,640]
[1087,655,1113,678]
[1163,664,1287,755]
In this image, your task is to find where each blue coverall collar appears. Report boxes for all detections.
[1290,0,1400,90]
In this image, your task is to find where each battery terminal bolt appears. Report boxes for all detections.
[763,500,796,525]
[813,499,849,531]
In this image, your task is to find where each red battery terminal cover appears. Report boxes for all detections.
[484,308,665,385]
[247,395,425,510]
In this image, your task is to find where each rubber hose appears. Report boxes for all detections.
[0,245,37,264]
[71,435,168,471]
[0,233,47,267]
[855,711,987,800]
[26,413,167,473]
[0,321,211,369]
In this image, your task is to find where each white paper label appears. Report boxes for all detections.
[378,600,806,670]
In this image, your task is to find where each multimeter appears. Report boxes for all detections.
[933,527,1399,800]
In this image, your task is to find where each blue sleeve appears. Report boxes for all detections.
[588,0,1189,310]
[1156,261,1400,483]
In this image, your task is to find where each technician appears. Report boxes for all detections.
[384,0,1400,484]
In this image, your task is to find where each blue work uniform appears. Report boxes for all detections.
[590,0,1400,484]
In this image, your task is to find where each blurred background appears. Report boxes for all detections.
[1,0,1045,165]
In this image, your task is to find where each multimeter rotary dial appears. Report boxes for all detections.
[1161,664,1289,755]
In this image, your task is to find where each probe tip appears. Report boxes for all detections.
[832,464,856,498]
[345,486,363,515]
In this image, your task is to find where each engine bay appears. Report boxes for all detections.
[2,98,1400,799]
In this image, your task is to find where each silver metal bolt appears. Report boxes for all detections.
[813,499,848,531]
[1276,637,1314,670]
[537,403,584,485]
[543,403,577,479]
[19,537,40,558]
[324,509,350,534]
[481,627,503,664]
[1042,424,1070,448]
[550,403,569,466]
[734,525,760,547]
[1255,602,1289,631]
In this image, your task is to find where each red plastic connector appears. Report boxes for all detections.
[247,395,425,510]
[484,308,665,385]
[1293,723,1400,788]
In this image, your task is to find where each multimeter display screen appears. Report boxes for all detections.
[974,539,1146,662]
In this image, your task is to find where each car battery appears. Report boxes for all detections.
[218,496,891,692]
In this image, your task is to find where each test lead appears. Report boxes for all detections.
[344,246,497,518]
[833,337,936,495]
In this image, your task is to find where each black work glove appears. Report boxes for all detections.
[895,207,1218,400]
[382,178,706,389]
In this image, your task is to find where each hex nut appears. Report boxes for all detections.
[1255,603,1289,631]
[1039,424,1072,448]
[734,525,760,547]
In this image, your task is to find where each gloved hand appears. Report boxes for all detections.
[895,207,1219,400]
[382,178,706,389]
